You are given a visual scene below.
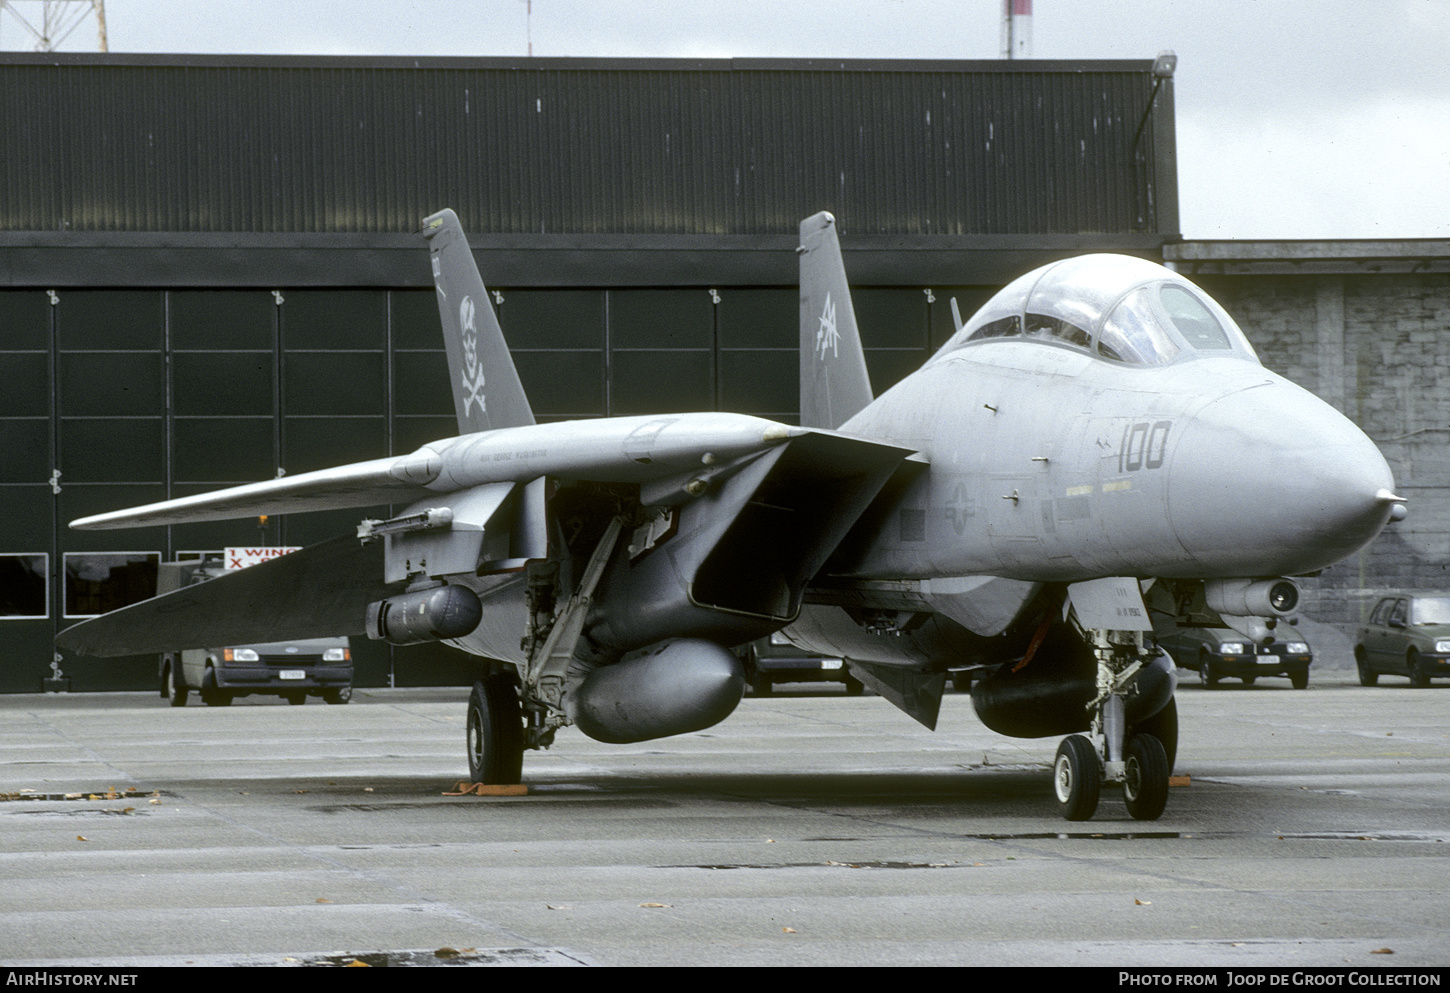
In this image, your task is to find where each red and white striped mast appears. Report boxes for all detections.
[1001,0,1032,59]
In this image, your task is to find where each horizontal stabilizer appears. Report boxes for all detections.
[70,458,434,530]
[55,536,402,657]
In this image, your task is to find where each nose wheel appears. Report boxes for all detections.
[1054,735,1101,821]
[1122,732,1170,820]
[1054,729,1172,822]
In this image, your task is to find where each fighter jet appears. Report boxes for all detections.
[56,210,1401,821]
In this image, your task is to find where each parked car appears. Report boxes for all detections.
[1355,593,1450,687]
[738,633,864,696]
[1156,625,1312,689]
[156,559,354,707]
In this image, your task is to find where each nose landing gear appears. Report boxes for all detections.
[1053,624,1175,822]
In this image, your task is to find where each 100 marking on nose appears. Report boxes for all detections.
[1119,420,1172,473]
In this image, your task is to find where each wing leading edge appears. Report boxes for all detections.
[68,457,435,531]
[68,413,809,532]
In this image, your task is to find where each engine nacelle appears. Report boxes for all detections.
[971,623,1175,738]
[366,584,482,646]
[569,638,744,744]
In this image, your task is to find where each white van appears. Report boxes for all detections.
[155,558,353,707]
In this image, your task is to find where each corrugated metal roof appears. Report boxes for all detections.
[0,55,1174,237]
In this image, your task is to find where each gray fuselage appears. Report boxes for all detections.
[835,342,1393,585]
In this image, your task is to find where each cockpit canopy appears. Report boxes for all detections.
[939,254,1258,367]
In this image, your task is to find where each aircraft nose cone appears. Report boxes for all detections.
[1167,383,1395,575]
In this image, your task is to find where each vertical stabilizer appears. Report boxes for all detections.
[422,209,535,433]
[799,212,873,430]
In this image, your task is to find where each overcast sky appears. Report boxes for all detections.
[4,0,1447,241]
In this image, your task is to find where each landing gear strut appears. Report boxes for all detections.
[455,513,624,785]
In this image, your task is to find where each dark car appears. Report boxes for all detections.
[1156,625,1312,689]
[155,559,354,707]
[739,633,864,696]
[1355,593,1450,687]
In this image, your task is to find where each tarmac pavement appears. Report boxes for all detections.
[1,668,1447,968]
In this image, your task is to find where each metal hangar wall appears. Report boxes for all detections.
[0,53,1180,691]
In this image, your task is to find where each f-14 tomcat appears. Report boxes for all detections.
[58,210,1401,821]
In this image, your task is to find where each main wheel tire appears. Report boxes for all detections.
[1123,732,1170,821]
[1200,657,1219,688]
[467,672,524,785]
[1053,734,1100,822]
[750,673,773,697]
[165,664,188,707]
[843,674,865,697]
[1355,648,1378,686]
[1409,651,1430,688]
[323,686,352,705]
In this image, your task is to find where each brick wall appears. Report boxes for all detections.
[1198,272,1450,634]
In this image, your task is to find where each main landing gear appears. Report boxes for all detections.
[1053,628,1175,822]
[464,516,623,785]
